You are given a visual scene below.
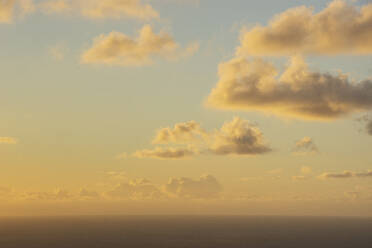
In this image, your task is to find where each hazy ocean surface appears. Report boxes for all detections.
[0,215,372,248]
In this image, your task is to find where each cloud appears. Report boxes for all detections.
[267,168,283,174]
[106,178,163,199]
[152,120,206,144]
[345,191,360,200]
[48,43,67,61]
[237,0,372,56]
[0,0,15,23]
[105,170,127,181]
[165,174,222,199]
[132,117,271,159]
[0,0,34,23]
[40,0,158,20]
[0,137,17,144]
[81,25,198,66]
[133,147,196,159]
[78,188,100,198]
[356,115,372,135]
[301,166,313,175]
[367,120,372,135]
[293,137,318,154]
[0,186,13,196]
[208,117,271,155]
[292,175,308,181]
[207,56,372,120]
[319,170,372,179]
[23,188,72,201]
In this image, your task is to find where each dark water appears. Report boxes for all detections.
[0,215,372,248]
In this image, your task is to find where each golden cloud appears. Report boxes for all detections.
[208,117,271,155]
[238,0,372,56]
[132,117,271,159]
[81,25,198,66]
[40,0,158,20]
[293,137,318,154]
[153,120,206,144]
[206,56,372,120]
[0,0,34,23]
[318,170,372,179]
[133,147,196,160]
[165,174,222,199]
[0,137,18,144]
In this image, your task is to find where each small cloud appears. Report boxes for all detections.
[105,171,127,181]
[318,170,372,179]
[356,114,372,136]
[239,177,263,182]
[105,178,163,199]
[48,43,67,61]
[165,174,222,199]
[301,166,312,175]
[344,191,360,200]
[292,175,308,181]
[0,0,35,23]
[267,168,282,174]
[40,0,158,20]
[209,117,272,156]
[133,147,196,160]
[78,188,99,199]
[23,188,72,201]
[115,152,127,160]
[0,137,18,144]
[293,137,318,155]
[152,120,205,145]
[81,25,198,67]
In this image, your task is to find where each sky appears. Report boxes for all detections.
[1,0,372,216]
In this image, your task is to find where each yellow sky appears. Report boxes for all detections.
[1,0,372,216]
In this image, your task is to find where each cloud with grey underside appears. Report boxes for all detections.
[206,56,372,120]
[319,170,372,179]
[131,117,272,159]
[237,0,372,56]
[356,115,372,136]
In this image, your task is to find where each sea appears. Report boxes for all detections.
[0,215,371,248]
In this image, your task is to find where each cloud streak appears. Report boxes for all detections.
[319,170,372,179]
[40,0,158,20]
[133,147,196,160]
[0,137,18,144]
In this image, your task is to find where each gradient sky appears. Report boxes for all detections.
[1,0,372,216]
